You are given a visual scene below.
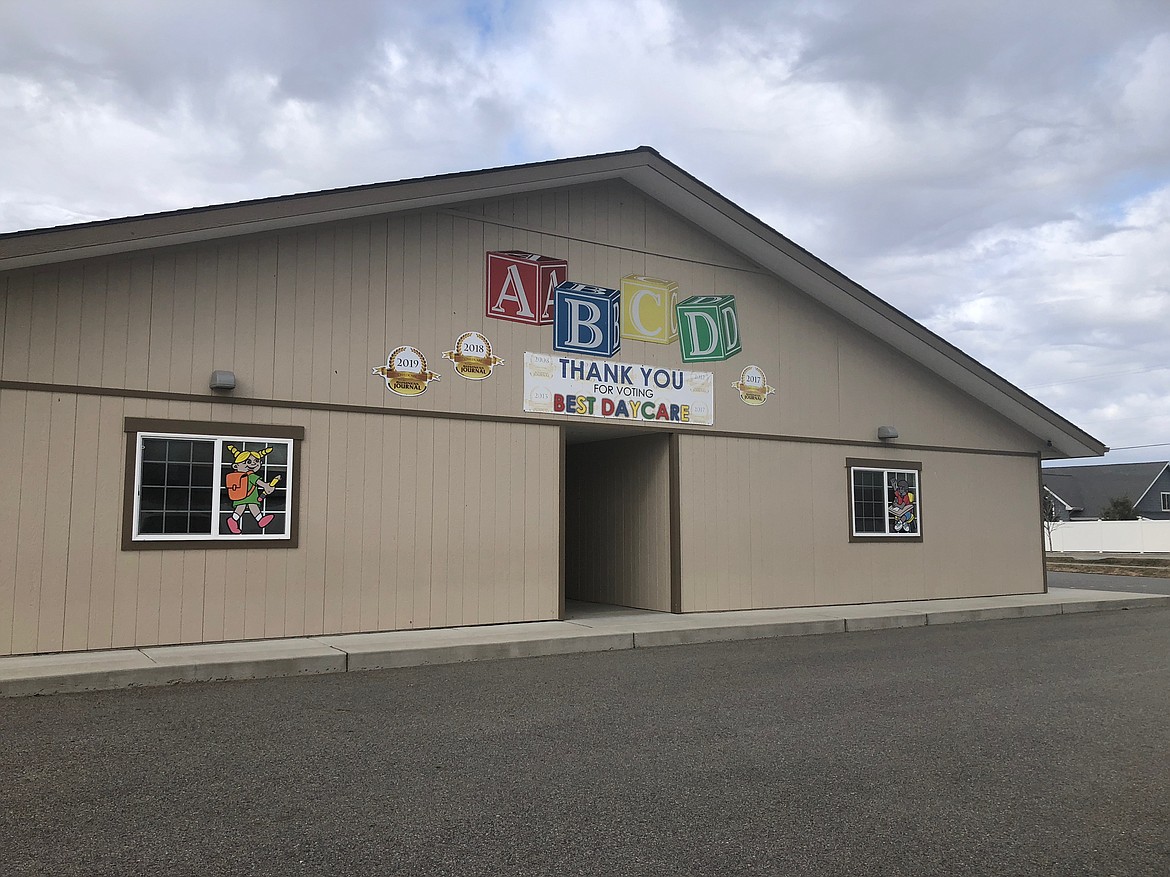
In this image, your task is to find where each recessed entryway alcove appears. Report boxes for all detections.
[562,424,675,613]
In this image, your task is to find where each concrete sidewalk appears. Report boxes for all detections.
[3,587,1167,697]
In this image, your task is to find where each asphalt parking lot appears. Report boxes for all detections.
[2,607,1168,877]
[1049,569,1170,595]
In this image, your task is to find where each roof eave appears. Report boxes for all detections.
[0,146,1106,459]
[619,157,1108,460]
[0,148,661,272]
[1132,462,1170,506]
[1042,486,1075,511]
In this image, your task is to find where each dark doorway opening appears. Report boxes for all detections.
[562,425,676,614]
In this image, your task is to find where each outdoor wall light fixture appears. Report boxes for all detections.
[209,370,237,391]
[877,425,899,441]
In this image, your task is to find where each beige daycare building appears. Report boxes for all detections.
[0,147,1105,657]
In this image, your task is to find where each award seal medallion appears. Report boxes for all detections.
[373,346,441,397]
[732,365,775,406]
[443,331,504,380]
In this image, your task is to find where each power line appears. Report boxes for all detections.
[1079,412,1170,428]
[1024,364,1170,391]
[1103,441,1170,452]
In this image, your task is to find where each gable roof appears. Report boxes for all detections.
[1042,462,1169,516]
[1042,479,1081,513]
[1133,463,1170,506]
[0,146,1107,459]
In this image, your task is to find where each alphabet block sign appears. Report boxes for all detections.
[676,295,742,362]
[620,275,679,345]
[485,251,567,326]
[552,281,621,357]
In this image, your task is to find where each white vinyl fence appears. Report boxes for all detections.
[1048,520,1170,553]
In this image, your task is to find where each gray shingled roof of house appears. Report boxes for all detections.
[1042,462,1168,518]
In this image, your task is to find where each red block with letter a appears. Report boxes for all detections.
[485,251,568,326]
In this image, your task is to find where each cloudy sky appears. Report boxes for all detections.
[2,0,1167,464]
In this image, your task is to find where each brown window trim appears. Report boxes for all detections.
[122,418,304,551]
[845,457,924,544]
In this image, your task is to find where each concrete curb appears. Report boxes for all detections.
[140,639,347,684]
[843,613,928,631]
[319,630,635,672]
[2,639,348,697]
[633,619,845,648]
[1,588,1165,697]
[0,650,162,698]
[925,603,1065,625]
[1060,595,1170,613]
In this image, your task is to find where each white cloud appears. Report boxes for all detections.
[861,179,1170,454]
[0,0,1168,460]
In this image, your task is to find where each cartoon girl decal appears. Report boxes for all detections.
[888,476,917,533]
[224,444,280,534]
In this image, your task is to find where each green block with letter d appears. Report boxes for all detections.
[676,295,742,363]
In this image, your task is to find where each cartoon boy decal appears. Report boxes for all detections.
[888,476,917,533]
[224,444,281,534]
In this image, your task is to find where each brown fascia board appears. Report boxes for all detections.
[0,147,659,271]
[0,145,1106,459]
[620,156,1108,460]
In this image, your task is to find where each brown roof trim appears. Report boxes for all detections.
[0,147,661,269]
[0,145,1105,458]
[616,154,1108,460]
[1,146,662,240]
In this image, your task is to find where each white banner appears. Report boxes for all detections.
[524,352,714,426]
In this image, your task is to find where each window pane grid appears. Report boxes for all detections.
[852,470,886,533]
[851,466,920,537]
[137,439,216,535]
[218,440,290,537]
[886,470,918,534]
[134,433,293,542]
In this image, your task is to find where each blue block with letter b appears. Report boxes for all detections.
[552,281,621,357]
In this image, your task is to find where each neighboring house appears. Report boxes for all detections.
[1043,462,1170,521]
[0,147,1105,658]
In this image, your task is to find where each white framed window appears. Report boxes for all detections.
[123,419,303,549]
[1162,492,1170,513]
[847,459,922,541]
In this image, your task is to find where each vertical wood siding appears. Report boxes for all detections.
[0,390,560,656]
[0,177,1051,653]
[1,180,1039,453]
[565,435,672,611]
[676,435,1043,611]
